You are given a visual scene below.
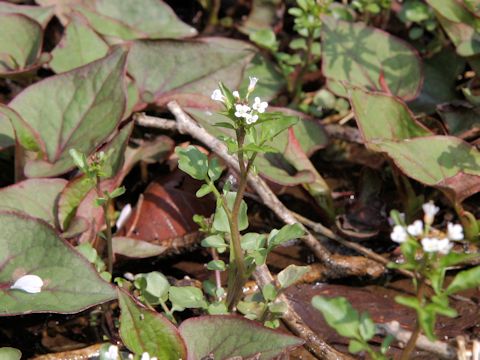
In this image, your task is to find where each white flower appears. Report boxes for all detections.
[422,201,439,225]
[141,353,158,360]
[234,104,251,119]
[104,345,119,360]
[421,237,452,254]
[407,220,423,237]
[116,203,132,230]
[245,113,259,124]
[252,97,268,113]
[211,89,225,103]
[247,76,258,93]
[447,223,463,241]
[10,274,43,294]
[124,272,135,281]
[390,225,407,243]
[232,90,240,99]
[437,238,453,254]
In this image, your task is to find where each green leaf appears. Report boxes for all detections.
[76,0,197,40]
[375,136,480,203]
[141,272,170,301]
[113,237,168,259]
[262,283,278,301]
[0,13,44,77]
[348,339,368,353]
[207,260,226,271]
[201,235,227,250]
[311,296,361,339]
[168,286,207,310]
[427,0,480,53]
[109,186,125,199]
[50,15,109,73]
[196,185,212,200]
[207,302,228,315]
[175,145,209,180]
[277,265,310,289]
[409,49,465,114]
[418,306,437,340]
[178,315,304,359]
[395,295,420,310]
[0,211,116,315]
[0,3,53,27]
[213,192,249,232]
[349,87,432,151]
[0,178,66,225]
[446,266,480,294]
[359,312,376,340]
[208,157,223,181]
[0,347,21,360]
[4,47,128,177]
[118,290,187,359]
[241,233,266,251]
[127,38,255,107]
[268,223,305,249]
[322,16,422,100]
[57,176,94,230]
[250,29,278,51]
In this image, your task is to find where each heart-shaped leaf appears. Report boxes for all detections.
[50,14,109,73]
[0,178,66,225]
[408,49,465,114]
[375,136,480,203]
[76,0,197,41]
[0,3,54,27]
[34,0,83,25]
[127,38,256,108]
[118,289,187,359]
[3,47,127,178]
[0,211,116,315]
[178,315,303,359]
[322,16,423,100]
[0,13,44,77]
[427,0,480,57]
[349,87,432,151]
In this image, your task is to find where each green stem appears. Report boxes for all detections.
[159,299,177,324]
[225,128,252,310]
[292,30,314,104]
[95,177,114,275]
[400,278,426,360]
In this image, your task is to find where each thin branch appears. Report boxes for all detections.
[254,265,354,360]
[378,321,456,359]
[135,113,178,131]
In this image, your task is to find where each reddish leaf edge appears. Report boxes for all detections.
[0,210,117,317]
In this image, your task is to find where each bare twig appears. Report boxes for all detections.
[254,264,354,360]
[135,113,178,131]
[323,123,363,143]
[378,321,456,359]
[292,211,415,279]
[164,101,385,280]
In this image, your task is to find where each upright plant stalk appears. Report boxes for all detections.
[95,176,114,275]
[225,127,253,310]
[400,277,426,360]
[292,29,315,104]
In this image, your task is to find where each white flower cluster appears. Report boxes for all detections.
[390,201,463,255]
[211,77,268,125]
